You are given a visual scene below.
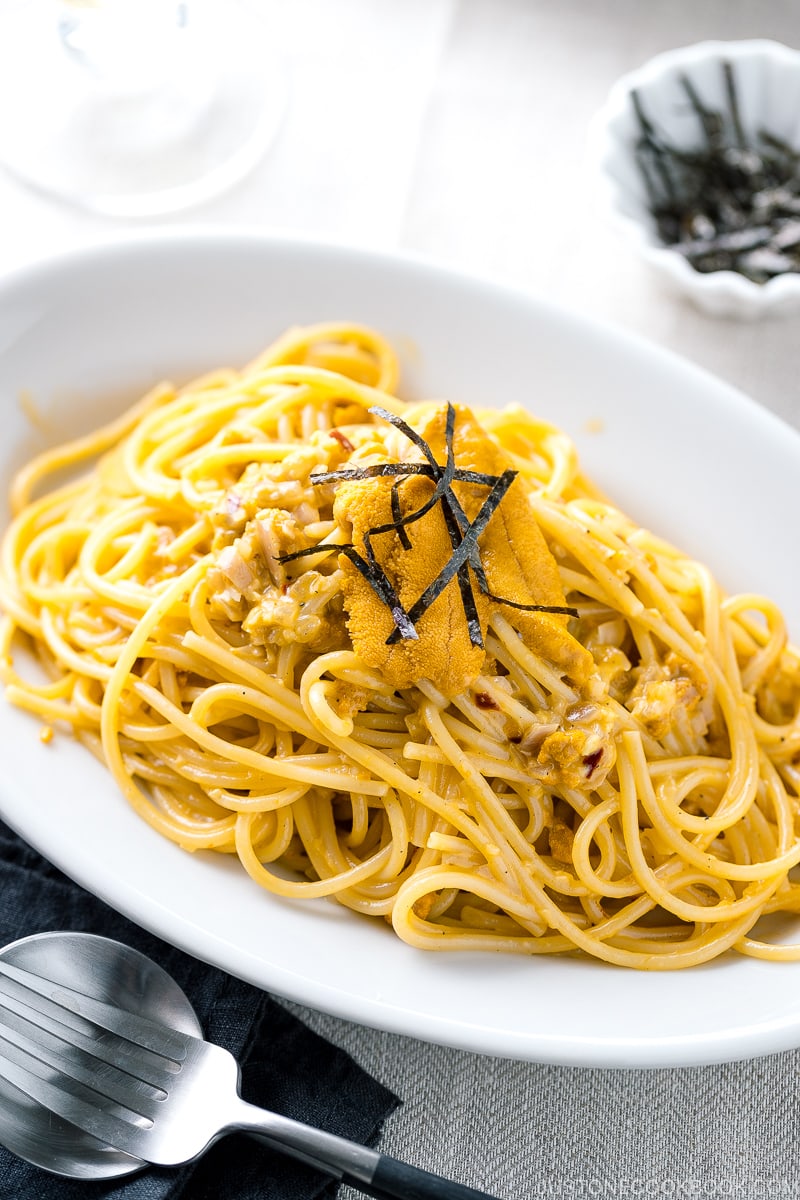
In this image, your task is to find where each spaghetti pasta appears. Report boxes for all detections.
[2,321,800,969]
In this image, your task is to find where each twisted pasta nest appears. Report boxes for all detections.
[2,323,799,969]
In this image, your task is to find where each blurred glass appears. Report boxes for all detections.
[0,0,287,216]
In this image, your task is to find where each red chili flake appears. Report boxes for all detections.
[475,692,499,710]
[330,429,355,452]
[583,749,603,779]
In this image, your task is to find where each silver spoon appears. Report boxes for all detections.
[0,931,497,1198]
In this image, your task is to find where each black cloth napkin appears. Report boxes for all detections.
[0,820,400,1200]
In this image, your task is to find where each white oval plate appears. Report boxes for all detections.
[1,232,799,1068]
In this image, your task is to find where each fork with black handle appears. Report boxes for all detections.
[0,959,498,1200]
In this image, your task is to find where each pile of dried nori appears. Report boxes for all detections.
[632,60,800,282]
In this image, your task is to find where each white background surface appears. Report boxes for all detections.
[2,2,800,1197]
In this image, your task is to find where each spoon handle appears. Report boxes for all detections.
[240,1103,498,1199]
[350,1155,499,1200]
[250,1126,499,1200]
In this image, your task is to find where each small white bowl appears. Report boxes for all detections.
[590,39,800,318]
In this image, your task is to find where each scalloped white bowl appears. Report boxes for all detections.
[590,39,800,318]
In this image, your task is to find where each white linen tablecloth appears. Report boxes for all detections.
[2,2,800,1196]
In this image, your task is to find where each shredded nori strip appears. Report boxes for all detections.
[281,404,579,644]
[338,543,418,642]
[277,544,339,563]
[480,592,578,617]
[390,478,412,550]
[437,482,488,649]
[310,462,501,487]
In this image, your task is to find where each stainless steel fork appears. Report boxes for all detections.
[0,958,497,1200]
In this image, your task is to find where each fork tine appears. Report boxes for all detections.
[0,957,198,1138]
[0,1029,151,1154]
[0,959,188,1060]
[0,987,169,1111]
[0,979,179,1091]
